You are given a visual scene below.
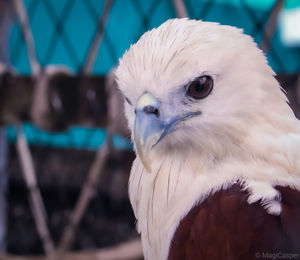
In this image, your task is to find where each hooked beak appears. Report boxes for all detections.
[134,92,201,173]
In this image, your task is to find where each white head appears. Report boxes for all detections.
[115,18,295,173]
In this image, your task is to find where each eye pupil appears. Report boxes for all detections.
[195,82,204,92]
[187,75,213,99]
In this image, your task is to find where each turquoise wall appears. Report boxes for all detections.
[9,0,300,75]
[6,123,132,150]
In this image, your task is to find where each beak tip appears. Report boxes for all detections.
[137,151,152,173]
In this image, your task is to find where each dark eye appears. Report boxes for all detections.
[124,96,132,105]
[187,75,213,99]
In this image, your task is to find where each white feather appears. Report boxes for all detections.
[115,18,300,260]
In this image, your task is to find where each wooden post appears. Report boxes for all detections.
[0,0,14,252]
[16,126,55,256]
[260,0,284,53]
[81,0,115,76]
[0,128,8,252]
[12,0,40,75]
[172,0,189,18]
[57,0,115,253]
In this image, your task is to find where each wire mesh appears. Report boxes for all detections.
[9,0,300,75]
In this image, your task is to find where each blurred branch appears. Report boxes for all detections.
[78,0,114,129]
[0,0,14,63]
[82,0,115,75]
[12,2,55,255]
[57,0,124,250]
[0,128,8,253]
[57,138,111,253]
[172,0,188,18]
[12,0,40,75]
[1,239,143,260]
[57,71,118,253]
[0,1,14,252]
[260,0,284,53]
[16,126,55,256]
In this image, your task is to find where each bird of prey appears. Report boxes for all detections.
[115,19,300,260]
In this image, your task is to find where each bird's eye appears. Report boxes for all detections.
[124,96,132,105]
[187,75,213,99]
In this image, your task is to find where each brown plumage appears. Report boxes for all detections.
[168,185,300,260]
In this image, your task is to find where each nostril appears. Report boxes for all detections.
[143,105,160,117]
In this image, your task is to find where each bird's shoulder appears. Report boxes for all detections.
[168,184,300,260]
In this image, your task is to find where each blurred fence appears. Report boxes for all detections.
[0,0,300,259]
[8,0,300,75]
[3,0,300,148]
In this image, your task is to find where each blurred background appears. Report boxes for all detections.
[0,0,300,259]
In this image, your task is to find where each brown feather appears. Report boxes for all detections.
[168,184,300,260]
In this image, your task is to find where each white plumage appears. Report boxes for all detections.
[115,19,300,260]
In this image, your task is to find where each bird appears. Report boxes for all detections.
[115,18,300,260]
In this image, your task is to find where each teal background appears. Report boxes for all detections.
[9,0,300,75]
[6,124,132,150]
